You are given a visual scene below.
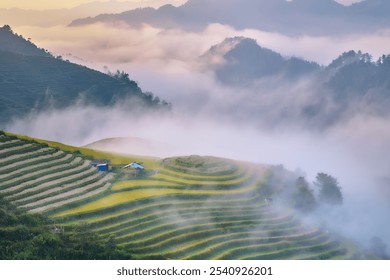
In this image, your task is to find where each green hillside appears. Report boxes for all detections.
[0,131,369,259]
[0,25,169,124]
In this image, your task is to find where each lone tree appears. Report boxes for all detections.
[293,177,316,213]
[314,173,343,205]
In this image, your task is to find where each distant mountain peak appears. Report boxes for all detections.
[205,37,247,58]
[203,36,320,85]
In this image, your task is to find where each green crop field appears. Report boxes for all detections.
[0,132,363,259]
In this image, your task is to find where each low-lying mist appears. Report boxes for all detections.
[13,22,390,66]
[6,96,390,254]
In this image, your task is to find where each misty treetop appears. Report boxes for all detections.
[293,176,316,213]
[259,166,345,212]
[257,166,317,213]
[314,172,343,206]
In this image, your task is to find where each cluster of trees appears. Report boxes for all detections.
[107,69,138,87]
[292,172,343,212]
[258,166,343,213]
[314,173,343,206]
[330,50,390,68]
[106,69,171,108]
[0,196,132,260]
[258,166,390,259]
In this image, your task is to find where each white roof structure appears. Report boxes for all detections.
[124,162,145,170]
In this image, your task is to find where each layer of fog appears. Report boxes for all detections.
[12,22,390,66]
[6,99,390,251]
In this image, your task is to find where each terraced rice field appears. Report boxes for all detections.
[0,134,357,259]
[0,134,113,213]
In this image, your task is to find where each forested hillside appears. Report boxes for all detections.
[0,25,170,124]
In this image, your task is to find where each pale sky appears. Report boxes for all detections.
[0,0,185,10]
[0,0,364,10]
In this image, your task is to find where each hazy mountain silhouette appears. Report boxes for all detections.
[0,1,162,27]
[0,25,169,124]
[202,36,390,127]
[70,0,390,35]
[202,37,320,85]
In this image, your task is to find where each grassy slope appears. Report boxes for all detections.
[5,132,158,167]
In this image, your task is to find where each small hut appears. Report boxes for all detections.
[97,163,109,172]
[124,162,145,170]
[123,162,145,177]
[92,159,109,172]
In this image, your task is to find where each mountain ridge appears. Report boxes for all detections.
[69,0,390,35]
[203,37,320,85]
[202,36,390,128]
